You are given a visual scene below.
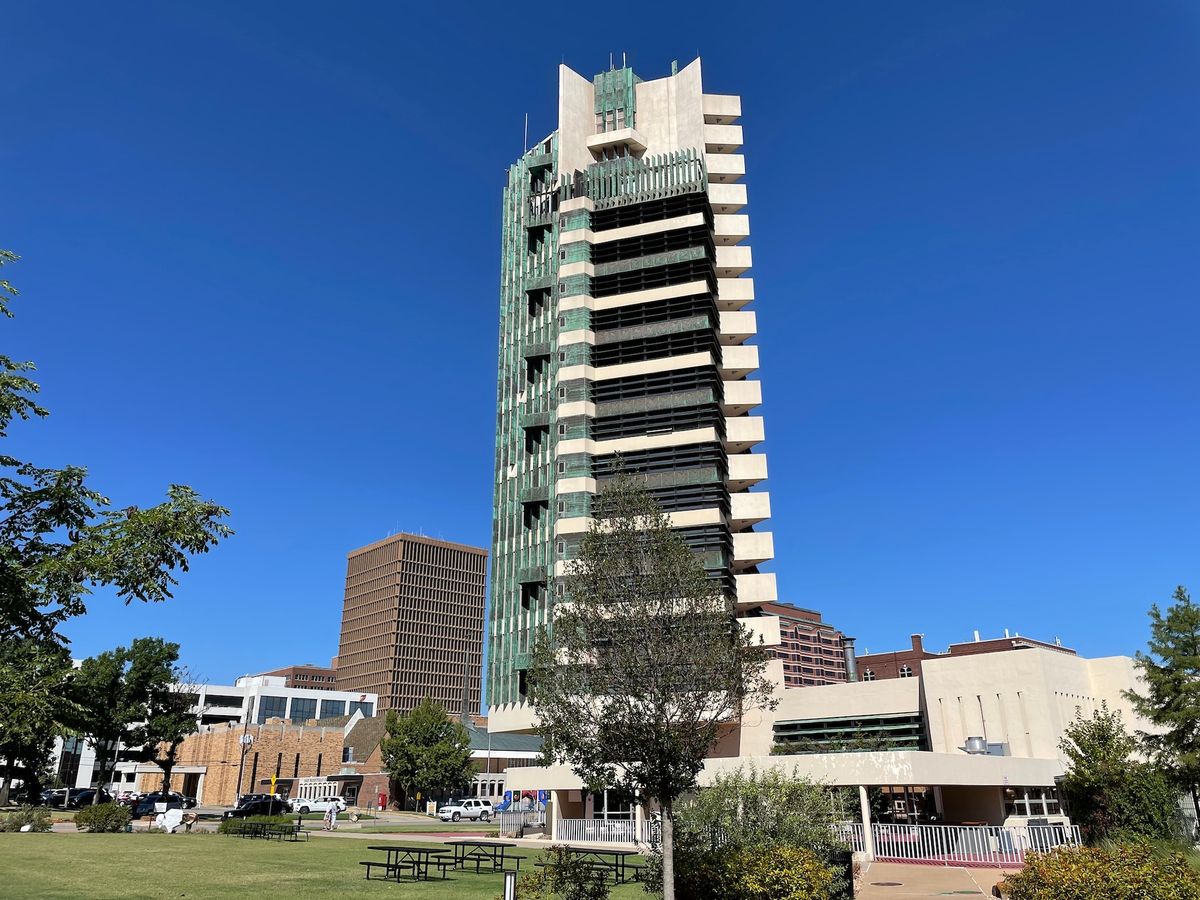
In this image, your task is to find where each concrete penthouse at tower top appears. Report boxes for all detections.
[489,58,778,731]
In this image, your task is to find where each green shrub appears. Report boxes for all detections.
[498,845,609,900]
[217,814,294,835]
[642,845,837,900]
[728,846,837,900]
[998,842,1200,900]
[74,802,132,833]
[0,806,52,833]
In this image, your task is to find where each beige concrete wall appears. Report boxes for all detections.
[558,65,594,176]
[635,58,706,158]
[775,676,922,723]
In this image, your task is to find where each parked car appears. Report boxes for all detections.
[132,791,195,817]
[289,796,346,815]
[66,788,113,809]
[437,798,493,822]
[222,797,291,820]
[40,788,67,806]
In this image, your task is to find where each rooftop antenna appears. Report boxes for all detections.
[622,51,626,68]
[523,112,528,154]
[610,51,614,70]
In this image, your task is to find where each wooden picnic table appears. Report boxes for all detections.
[563,846,639,884]
[444,839,520,873]
[363,844,452,881]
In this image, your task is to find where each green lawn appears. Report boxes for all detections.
[0,833,648,899]
[358,822,500,834]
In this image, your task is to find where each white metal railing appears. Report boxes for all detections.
[557,818,640,844]
[835,822,1081,866]
[498,810,546,834]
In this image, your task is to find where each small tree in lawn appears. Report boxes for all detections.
[132,666,202,798]
[528,473,777,900]
[379,697,474,811]
[1126,585,1200,828]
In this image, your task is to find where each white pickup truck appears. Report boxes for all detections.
[289,795,347,815]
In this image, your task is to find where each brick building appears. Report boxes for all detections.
[256,661,338,691]
[856,631,1075,682]
[134,719,346,806]
[761,602,851,688]
[335,533,487,716]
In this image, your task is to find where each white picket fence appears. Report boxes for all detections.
[836,822,1081,866]
[556,818,645,845]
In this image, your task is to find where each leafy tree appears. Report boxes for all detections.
[69,637,186,803]
[0,637,73,805]
[1126,585,1200,827]
[527,473,777,900]
[1059,703,1178,843]
[642,767,849,900]
[0,251,231,646]
[131,667,202,798]
[379,697,473,810]
[0,250,228,803]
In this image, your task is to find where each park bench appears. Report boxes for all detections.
[359,860,415,880]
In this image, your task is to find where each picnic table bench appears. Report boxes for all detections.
[361,845,452,881]
[225,817,308,842]
[551,846,639,884]
[445,839,522,874]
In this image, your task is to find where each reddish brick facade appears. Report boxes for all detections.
[762,602,850,688]
[257,662,338,691]
[857,633,1075,681]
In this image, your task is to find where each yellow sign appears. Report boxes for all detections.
[270,775,277,794]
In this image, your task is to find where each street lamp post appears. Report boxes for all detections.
[235,733,254,803]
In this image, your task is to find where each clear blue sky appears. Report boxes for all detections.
[3,2,1197,686]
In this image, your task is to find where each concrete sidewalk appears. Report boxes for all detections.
[856,862,1014,898]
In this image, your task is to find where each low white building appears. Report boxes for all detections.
[503,643,1152,855]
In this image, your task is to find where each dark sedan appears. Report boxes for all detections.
[221,797,290,819]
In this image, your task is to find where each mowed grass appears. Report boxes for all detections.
[358,822,500,834]
[0,833,648,900]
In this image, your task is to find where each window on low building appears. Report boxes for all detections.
[256,695,287,723]
[899,665,913,678]
[862,669,876,682]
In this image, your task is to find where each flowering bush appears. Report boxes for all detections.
[998,842,1200,900]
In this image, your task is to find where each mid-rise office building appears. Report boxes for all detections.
[488,58,778,725]
[764,602,851,688]
[255,661,338,691]
[335,533,487,716]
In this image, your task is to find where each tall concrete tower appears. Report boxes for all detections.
[488,59,778,729]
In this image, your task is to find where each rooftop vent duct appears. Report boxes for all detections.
[963,736,988,755]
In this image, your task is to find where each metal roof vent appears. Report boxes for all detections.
[963,736,988,755]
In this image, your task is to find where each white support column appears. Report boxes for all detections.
[859,785,876,861]
[550,791,561,841]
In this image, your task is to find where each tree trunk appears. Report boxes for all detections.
[1191,786,1200,839]
[0,760,12,807]
[661,798,675,900]
[159,744,178,797]
[92,747,109,805]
